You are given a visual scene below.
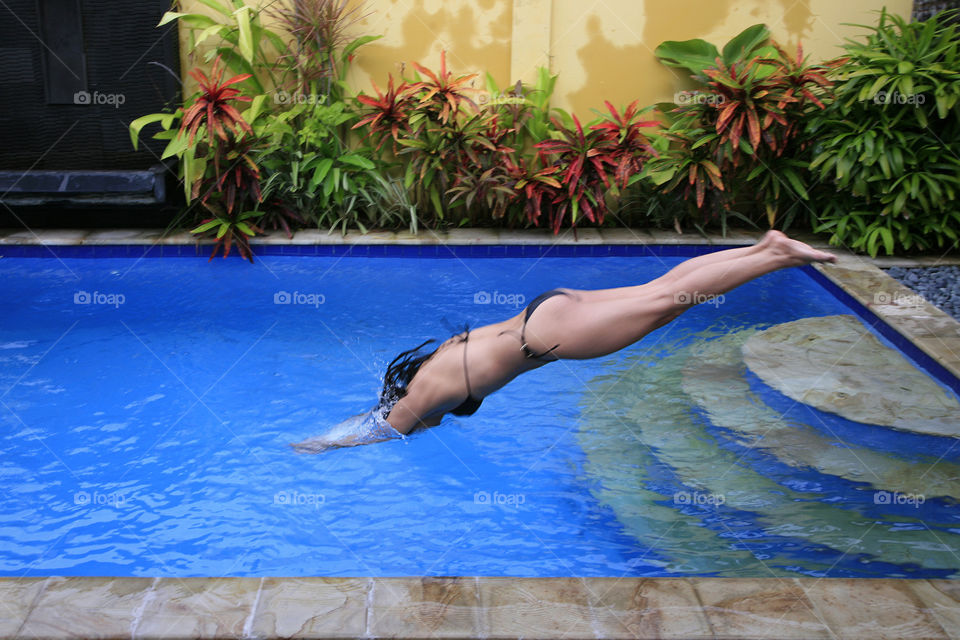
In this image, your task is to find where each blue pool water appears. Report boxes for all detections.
[1,249,958,578]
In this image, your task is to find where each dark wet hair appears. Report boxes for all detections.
[376,325,470,414]
[376,339,438,413]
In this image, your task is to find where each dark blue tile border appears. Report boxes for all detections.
[0,243,745,259]
[802,264,960,397]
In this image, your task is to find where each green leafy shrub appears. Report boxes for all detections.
[130,0,386,255]
[642,25,835,234]
[255,97,389,234]
[128,3,958,256]
[807,8,960,256]
[131,55,265,261]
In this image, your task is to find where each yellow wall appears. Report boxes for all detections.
[179,0,913,116]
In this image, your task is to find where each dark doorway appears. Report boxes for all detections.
[913,0,960,22]
[0,1,181,171]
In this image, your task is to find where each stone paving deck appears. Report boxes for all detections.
[2,576,959,639]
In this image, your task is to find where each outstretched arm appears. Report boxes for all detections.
[290,410,404,454]
[290,389,446,454]
[382,392,442,435]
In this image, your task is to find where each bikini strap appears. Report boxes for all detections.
[520,322,561,360]
[461,330,473,397]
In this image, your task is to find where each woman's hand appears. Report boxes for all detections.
[289,437,336,454]
[289,410,403,454]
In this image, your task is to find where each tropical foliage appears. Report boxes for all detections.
[128,4,959,259]
[642,25,836,233]
[806,8,960,255]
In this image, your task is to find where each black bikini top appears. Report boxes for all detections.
[450,330,483,416]
[450,394,482,416]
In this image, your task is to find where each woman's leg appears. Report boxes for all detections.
[578,231,785,303]
[523,231,835,360]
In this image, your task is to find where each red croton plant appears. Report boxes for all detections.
[650,41,835,225]
[180,56,264,262]
[535,101,657,232]
[352,52,659,233]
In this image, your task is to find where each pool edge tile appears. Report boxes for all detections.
[17,576,154,640]
[0,229,90,245]
[477,577,597,639]
[369,576,482,639]
[801,578,950,639]
[134,577,262,639]
[0,577,49,638]
[250,577,368,639]
[603,228,658,244]
[587,577,713,639]
[82,229,165,245]
[814,259,960,382]
[444,229,501,244]
[693,577,832,639]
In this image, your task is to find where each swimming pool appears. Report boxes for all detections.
[1,245,958,578]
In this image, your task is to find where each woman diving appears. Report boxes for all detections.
[291,230,836,453]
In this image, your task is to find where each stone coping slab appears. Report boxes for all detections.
[2,576,958,639]
[0,227,782,246]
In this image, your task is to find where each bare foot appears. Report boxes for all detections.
[762,230,837,266]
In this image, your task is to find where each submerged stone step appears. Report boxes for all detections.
[742,314,960,438]
[576,330,798,577]
[580,328,960,574]
[682,327,960,500]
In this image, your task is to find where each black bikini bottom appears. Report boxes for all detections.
[519,289,570,359]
